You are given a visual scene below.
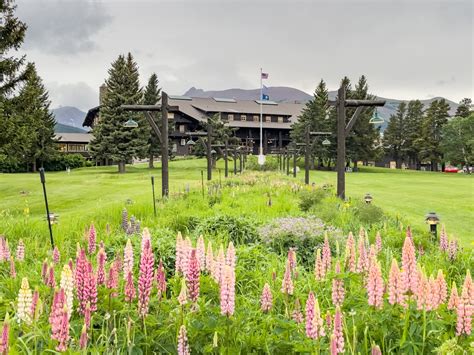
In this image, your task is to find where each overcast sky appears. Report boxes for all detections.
[15,0,473,111]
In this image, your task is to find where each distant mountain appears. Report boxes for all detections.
[55,122,87,133]
[184,86,459,130]
[52,106,88,129]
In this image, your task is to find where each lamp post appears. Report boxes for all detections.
[121,92,178,198]
[329,85,386,199]
[151,176,157,217]
[364,193,373,204]
[303,126,332,185]
[425,212,440,240]
[39,168,55,249]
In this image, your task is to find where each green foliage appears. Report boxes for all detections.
[298,187,330,211]
[43,154,88,171]
[195,214,259,245]
[143,73,162,166]
[455,98,472,118]
[245,154,279,170]
[441,113,474,167]
[353,200,384,225]
[384,101,407,167]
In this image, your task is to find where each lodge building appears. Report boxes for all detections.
[83,91,305,156]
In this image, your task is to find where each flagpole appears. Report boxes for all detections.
[259,68,263,157]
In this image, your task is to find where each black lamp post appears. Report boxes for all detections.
[151,176,157,217]
[425,212,440,240]
[39,168,55,249]
[364,193,373,204]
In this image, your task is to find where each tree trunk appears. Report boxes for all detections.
[118,161,126,173]
[32,161,37,172]
[148,153,154,168]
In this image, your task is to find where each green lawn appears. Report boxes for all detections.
[0,159,472,247]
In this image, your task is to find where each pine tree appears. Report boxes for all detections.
[383,102,407,168]
[455,98,472,118]
[15,63,57,171]
[89,53,146,173]
[403,100,424,169]
[418,99,450,171]
[143,73,161,168]
[441,114,473,170]
[291,79,332,168]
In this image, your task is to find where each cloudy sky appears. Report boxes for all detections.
[15,0,473,111]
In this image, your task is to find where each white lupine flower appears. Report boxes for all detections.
[60,264,74,318]
[17,277,32,324]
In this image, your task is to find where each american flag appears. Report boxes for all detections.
[261,72,269,79]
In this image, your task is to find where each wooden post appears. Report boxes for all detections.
[161,92,169,197]
[305,126,310,185]
[336,86,346,199]
[233,149,237,175]
[239,151,243,173]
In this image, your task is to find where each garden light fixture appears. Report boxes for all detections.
[425,212,440,239]
[364,193,373,204]
[124,118,139,128]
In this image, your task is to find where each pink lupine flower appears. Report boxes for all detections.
[292,298,304,323]
[332,261,345,306]
[260,283,273,313]
[88,223,96,255]
[75,249,87,313]
[305,292,325,339]
[106,261,119,297]
[2,240,10,261]
[220,265,235,317]
[435,270,447,307]
[16,239,25,261]
[462,270,474,305]
[47,264,56,288]
[375,232,382,253]
[314,249,325,280]
[287,248,297,272]
[55,306,70,352]
[226,242,236,269]
[177,324,190,355]
[213,245,225,284]
[50,288,66,341]
[84,303,91,329]
[344,232,355,267]
[186,249,200,303]
[448,282,459,310]
[205,241,214,274]
[401,235,418,294]
[416,270,430,311]
[372,345,382,355]
[87,262,98,312]
[9,257,16,278]
[138,239,154,317]
[124,271,136,303]
[448,240,458,260]
[177,279,188,306]
[330,334,338,355]
[322,235,332,273]
[141,227,151,254]
[79,323,88,350]
[439,225,448,251]
[281,260,294,295]
[325,311,332,328]
[42,259,48,283]
[156,259,167,298]
[123,239,134,279]
[367,258,384,309]
[0,237,4,262]
[196,235,206,271]
[182,237,192,275]
[96,246,107,285]
[368,245,377,269]
[406,226,412,239]
[333,306,344,353]
[175,232,184,274]
[356,237,368,273]
[53,246,60,264]
[388,259,406,307]
[31,289,39,320]
[0,316,9,355]
[456,283,473,336]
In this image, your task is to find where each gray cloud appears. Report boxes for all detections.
[46,81,98,111]
[17,0,111,55]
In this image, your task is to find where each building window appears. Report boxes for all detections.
[67,144,85,152]
[180,139,186,146]
[172,144,177,153]
[253,115,259,122]
[167,112,175,119]
[278,116,284,123]
[228,114,234,121]
[241,115,247,121]
[179,124,185,133]
[265,116,272,123]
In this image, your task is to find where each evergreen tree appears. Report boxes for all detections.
[418,99,450,171]
[403,100,424,169]
[383,102,407,168]
[89,53,146,173]
[143,73,161,168]
[455,98,472,118]
[291,79,332,168]
[440,113,473,170]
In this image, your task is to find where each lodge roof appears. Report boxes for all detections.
[83,97,305,129]
[55,133,93,143]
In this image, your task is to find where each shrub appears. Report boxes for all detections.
[298,188,329,212]
[245,154,279,171]
[43,153,87,171]
[195,214,259,245]
[259,216,344,265]
[353,201,384,225]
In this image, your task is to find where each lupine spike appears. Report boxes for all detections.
[53,246,60,264]
[186,249,200,303]
[292,298,303,323]
[447,282,459,310]
[388,258,406,307]
[225,241,236,269]
[281,260,294,295]
[196,235,206,271]
[314,249,325,281]
[0,314,9,355]
[79,323,88,350]
[123,239,134,279]
[138,239,154,317]
[205,241,214,274]
[16,239,25,261]
[220,265,235,317]
[332,261,345,306]
[177,324,190,355]
[375,232,382,253]
[96,246,107,285]
[124,270,136,303]
[88,223,96,255]
[333,306,344,353]
[59,264,74,318]
[401,235,418,294]
[17,277,32,324]
[260,283,273,313]
[322,234,332,273]
[9,257,16,278]
[156,259,167,298]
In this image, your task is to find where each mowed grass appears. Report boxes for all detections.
[0,158,472,247]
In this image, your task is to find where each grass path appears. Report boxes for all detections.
[0,159,472,247]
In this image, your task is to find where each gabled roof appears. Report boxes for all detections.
[55,133,92,143]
